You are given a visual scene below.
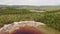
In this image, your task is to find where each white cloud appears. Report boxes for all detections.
[0,0,60,6]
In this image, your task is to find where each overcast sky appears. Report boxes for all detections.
[0,0,60,6]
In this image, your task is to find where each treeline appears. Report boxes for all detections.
[0,8,31,14]
[0,8,60,31]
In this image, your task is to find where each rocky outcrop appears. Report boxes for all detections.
[0,21,46,34]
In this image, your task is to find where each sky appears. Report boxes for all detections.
[0,0,60,6]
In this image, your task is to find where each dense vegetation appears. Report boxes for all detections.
[0,8,60,31]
